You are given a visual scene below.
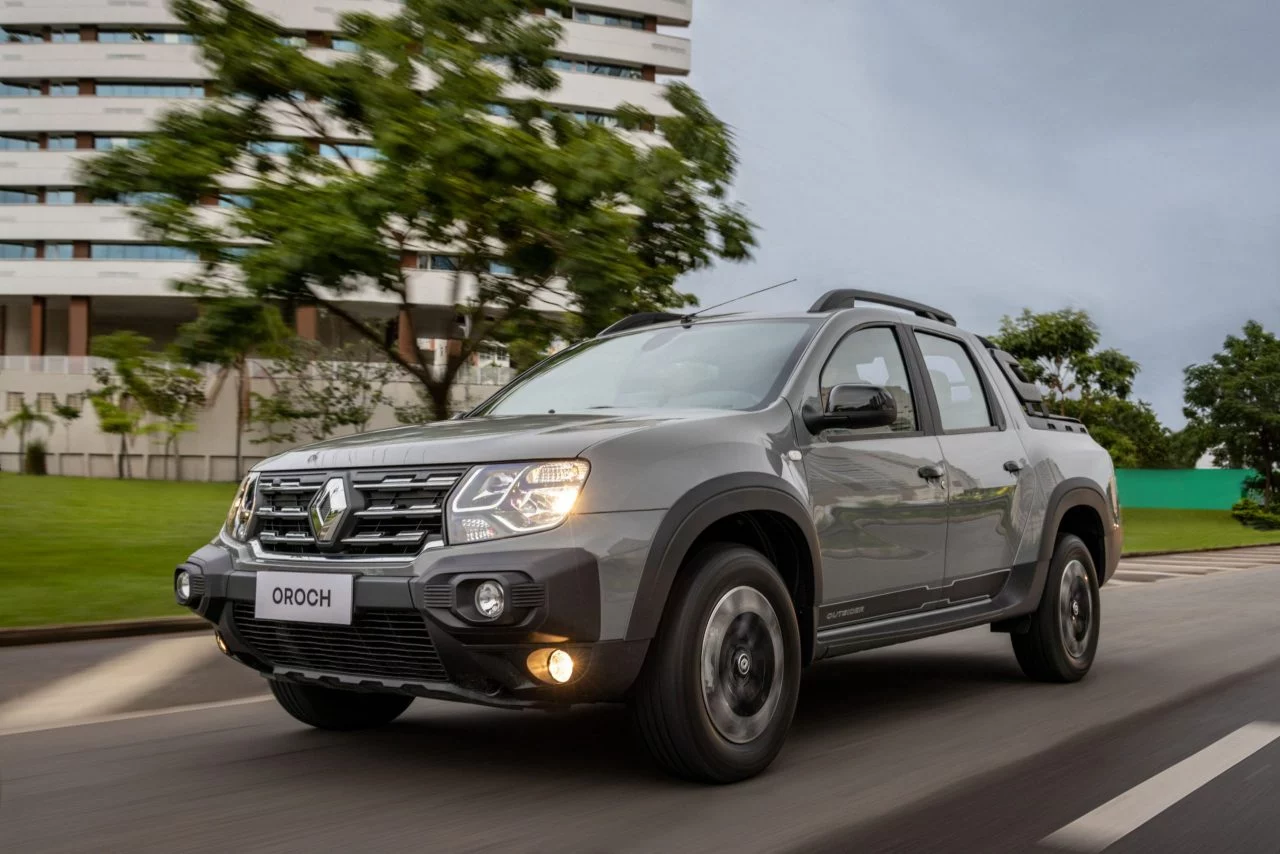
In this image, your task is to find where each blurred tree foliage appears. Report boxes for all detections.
[81,0,755,421]
[992,308,1193,468]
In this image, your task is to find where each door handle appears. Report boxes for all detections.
[1003,460,1024,474]
[917,464,945,481]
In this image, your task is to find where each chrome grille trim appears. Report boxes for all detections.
[251,466,464,560]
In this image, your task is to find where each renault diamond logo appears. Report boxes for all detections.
[309,477,350,544]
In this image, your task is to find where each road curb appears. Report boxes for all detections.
[1123,543,1280,558]
[0,615,207,647]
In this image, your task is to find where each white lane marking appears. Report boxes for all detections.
[1041,721,1280,852]
[0,634,218,731]
[0,695,271,737]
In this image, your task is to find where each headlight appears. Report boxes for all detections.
[448,460,589,543]
[223,473,259,542]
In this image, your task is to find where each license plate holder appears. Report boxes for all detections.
[254,571,354,625]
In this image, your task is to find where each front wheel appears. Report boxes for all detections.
[630,544,801,783]
[269,680,414,730]
[1011,533,1101,682]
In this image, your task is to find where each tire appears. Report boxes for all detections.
[268,680,414,730]
[1012,533,1101,683]
[630,543,802,783]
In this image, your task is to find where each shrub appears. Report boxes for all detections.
[24,439,48,476]
[1230,498,1280,530]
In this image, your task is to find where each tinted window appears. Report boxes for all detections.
[480,320,817,415]
[820,326,917,434]
[915,332,994,431]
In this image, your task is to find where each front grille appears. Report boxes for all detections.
[253,467,465,559]
[231,602,449,683]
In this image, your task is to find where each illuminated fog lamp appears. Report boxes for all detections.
[547,649,574,684]
[475,580,506,620]
[214,632,229,655]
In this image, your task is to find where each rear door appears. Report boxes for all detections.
[908,329,1033,581]
[799,323,949,609]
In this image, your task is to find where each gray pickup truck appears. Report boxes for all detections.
[177,289,1121,783]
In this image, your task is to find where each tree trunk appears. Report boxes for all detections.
[117,433,127,479]
[429,384,450,422]
[235,358,247,478]
[172,435,183,482]
[17,429,26,475]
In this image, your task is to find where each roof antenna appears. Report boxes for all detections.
[681,278,799,323]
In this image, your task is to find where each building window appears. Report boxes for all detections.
[64,393,85,411]
[6,392,24,412]
[423,254,459,271]
[36,392,57,414]
[0,81,42,97]
[485,103,512,117]
[248,140,299,156]
[566,109,619,127]
[331,38,359,52]
[0,189,39,204]
[94,136,144,150]
[50,29,81,44]
[47,135,77,151]
[0,242,37,258]
[275,34,307,48]
[488,260,514,275]
[90,243,198,261]
[99,30,194,45]
[320,143,379,160]
[0,27,43,44]
[547,57,643,79]
[49,82,79,97]
[218,193,252,208]
[45,243,73,259]
[94,191,167,205]
[0,134,39,150]
[45,189,76,205]
[96,82,205,97]
[546,7,645,29]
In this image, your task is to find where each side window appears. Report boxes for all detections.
[820,327,917,434]
[914,332,994,431]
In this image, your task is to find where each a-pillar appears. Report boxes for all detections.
[68,296,91,357]
[29,297,46,356]
[397,308,417,361]
[295,305,318,340]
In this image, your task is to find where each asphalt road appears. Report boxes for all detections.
[2,558,1279,853]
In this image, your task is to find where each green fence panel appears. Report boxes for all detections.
[1115,469,1251,510]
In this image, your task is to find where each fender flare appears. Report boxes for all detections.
[1031,478,1114,598]
[624,474,822,643]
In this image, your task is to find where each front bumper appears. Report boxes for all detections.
[178,514,659,708]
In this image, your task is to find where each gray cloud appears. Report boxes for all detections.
[678,0,1280,426]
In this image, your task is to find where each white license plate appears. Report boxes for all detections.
[254,571,354,625]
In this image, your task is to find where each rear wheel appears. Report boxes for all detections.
[268,680,413,730]
[1012,533,1100,682]
[630,544,801,783]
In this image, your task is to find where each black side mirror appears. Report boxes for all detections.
[804,384,897,434]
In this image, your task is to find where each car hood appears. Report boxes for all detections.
[254,411,732,472]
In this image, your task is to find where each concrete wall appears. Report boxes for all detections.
[0,357,514,481]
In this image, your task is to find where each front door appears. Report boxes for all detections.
[911,330,1033,580]
[800,325,949,617]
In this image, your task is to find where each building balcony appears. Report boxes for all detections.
[558,20,690,75]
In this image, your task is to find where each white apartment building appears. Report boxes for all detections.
[0,0,692,477]
[0,0,693,359]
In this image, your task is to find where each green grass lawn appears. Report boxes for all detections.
[3,475,1280,627]
[1120,507,1280,554]
[0,473,235,627]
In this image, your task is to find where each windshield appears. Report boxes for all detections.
[477,319,818,415]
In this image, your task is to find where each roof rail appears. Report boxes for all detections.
[596,311,685,337]
[809,289,956,326]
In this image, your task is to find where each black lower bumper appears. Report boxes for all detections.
[178,544,649,709]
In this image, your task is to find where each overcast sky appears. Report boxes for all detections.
[676,0,1280,426]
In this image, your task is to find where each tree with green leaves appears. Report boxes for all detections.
[1184,321,1280,506]
[52,401,82,457]
[89,331,153,479]
[80,0,755,421]
[1,401,55,474]
[251,339,398,445]
[994,308,1139,408]
[172,299,288,477]
[136,361,207,480]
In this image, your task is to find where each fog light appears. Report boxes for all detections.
[548,649,574,684]
[214,631,228,655]
[175,570,192,605]
[475,580,505,620]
